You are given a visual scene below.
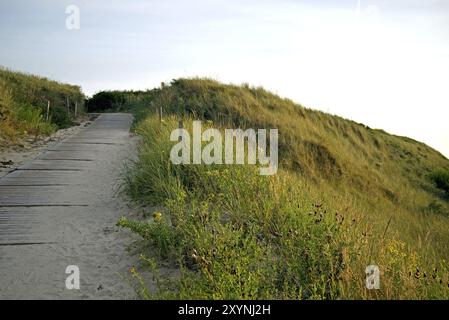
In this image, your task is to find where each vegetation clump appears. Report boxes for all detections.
[115,78,449,299]
[430,170,449,195]
[0,67,85,143]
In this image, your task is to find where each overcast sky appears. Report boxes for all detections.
[1,0,448,157]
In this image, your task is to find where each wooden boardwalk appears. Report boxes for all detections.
[0,113,139,299]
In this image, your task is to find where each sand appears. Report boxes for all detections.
[0,113,142,299]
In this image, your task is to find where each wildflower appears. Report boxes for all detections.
[116,216,127,227]
[153,211,162,221]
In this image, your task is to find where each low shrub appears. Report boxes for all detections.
[430,170,449,195]
[87,91,126,112]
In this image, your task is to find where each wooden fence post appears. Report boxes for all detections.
[66,97,70,117]
[46,100,50,122]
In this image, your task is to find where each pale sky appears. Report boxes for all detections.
[0,0,448,157]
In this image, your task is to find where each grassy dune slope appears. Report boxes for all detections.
[115,78,449,299]
[0,67,85,144]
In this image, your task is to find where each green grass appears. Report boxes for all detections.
[0,67,85,143]
[116,78,449,299]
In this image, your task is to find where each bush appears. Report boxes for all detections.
[430,170,449,195]
[86,91,126,112]
[49,106,72,128]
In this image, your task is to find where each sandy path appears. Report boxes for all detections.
[0,113,139,299]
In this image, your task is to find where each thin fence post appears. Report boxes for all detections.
[46,100,50,122]
[66,97,70,117]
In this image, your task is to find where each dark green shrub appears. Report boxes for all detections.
[50,105,73,128]
[87,91,126,112]
[430,170,449,195]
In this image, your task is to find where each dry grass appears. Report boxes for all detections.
[117,78,449,299]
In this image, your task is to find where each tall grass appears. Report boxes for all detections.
[117,79,449,299]
[0,67,85,143]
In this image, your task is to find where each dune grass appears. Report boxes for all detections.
[0,67,85,144]
[116,78,449,299]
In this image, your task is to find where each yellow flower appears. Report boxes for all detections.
[153,211,162,221]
